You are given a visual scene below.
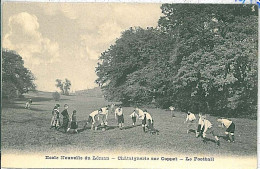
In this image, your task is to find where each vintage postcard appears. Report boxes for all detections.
[1,1,258,169]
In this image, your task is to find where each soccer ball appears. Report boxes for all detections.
[102,128,106,131]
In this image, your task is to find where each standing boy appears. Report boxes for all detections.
[217,118,235,142]
[100,106,109,127]
[184,111,196,134]
[136,108,146,132]
[115,106,124,129]
[58,104,70,132]
[50,104,60,129]
[130,110,139,126]
[144,110,153,132]
[169,106,175,118]
[84,109,102,130]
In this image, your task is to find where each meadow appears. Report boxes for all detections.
[1,91,257,157]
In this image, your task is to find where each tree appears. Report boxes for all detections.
[96,4,257,117]
[55,78,71,95]
[2,49,36,99]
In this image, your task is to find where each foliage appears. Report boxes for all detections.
[55,78,71,95]
[2,49,36,99]
[96,4,257,117]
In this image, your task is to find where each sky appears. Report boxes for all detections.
[2,2,162,92]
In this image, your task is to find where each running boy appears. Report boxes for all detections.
[184,111,196,134]
[199,115,220,146]
[217,118,235,142]
[84,109,102,130]
[115,106,124,129]
[129,110,139,126]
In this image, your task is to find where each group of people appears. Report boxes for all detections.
[184,110,236,146]
[83,104,156,133]
[48,102,236,145]
[50,104,78,133]
[49,103,157,134]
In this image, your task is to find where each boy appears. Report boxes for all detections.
[100,106,109,127]
[84,109,102,130]
[67,110,78,133]
[144,110,153,132]
[169,106,175,118]
[25,98,32,109]
[58,104,70,132]
[184,111,196,134]
[130,110,139,126]
[115,106,124,129]
[199,115,220,146]
[217,118,235,142]
[196,113,203,137]
[50,104,60,129]
[136,108,146,132]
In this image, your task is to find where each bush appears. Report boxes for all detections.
[52,91,61,101]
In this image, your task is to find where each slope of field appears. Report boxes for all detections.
[1,91,257,157]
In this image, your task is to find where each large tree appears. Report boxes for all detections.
[96,4,257,117]
[2,49,36,99]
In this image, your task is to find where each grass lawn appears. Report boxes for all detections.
[1,91,257,157]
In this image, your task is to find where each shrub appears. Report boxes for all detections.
[52,91,61,101]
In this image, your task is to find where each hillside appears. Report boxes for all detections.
[75,87,104,97]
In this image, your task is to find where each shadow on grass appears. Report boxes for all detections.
[217,135,229,141]
[3,103,47,112]
[123,124,142,130]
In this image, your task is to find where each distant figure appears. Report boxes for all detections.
[67,110,78,133]
[58,104,70,132]
[115,106,124,129]
[50,104,61,129]
[129,110,139,126]
[25,99,32,109]
[169,106,175,118]
[84,109,102,130]
[184,111,196,134]
[100,106,109,127]
[217,118,235,143]
[199,115,220,146]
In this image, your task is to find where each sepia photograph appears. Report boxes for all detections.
[1,1,258,168]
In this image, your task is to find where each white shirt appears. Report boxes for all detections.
[145,112,153,121]
[201,119,212,132]
[130,111,138,118]
[219,119,232,128]
[100,107,109,115]
[186,113,196,121]
[115,108,123,116]
[136,108,145,119]
[169,106,175,111]
[90,110,99,118]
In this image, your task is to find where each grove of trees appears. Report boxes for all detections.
[96,4,258,118]
[55,78,72,95]
[2,49,36,99]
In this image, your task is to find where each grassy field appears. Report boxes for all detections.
[1,91,257,157]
